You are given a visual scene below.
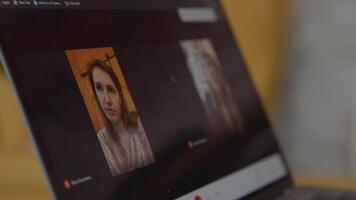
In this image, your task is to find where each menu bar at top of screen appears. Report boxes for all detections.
[0,0,218,9]
[0,0,80,8]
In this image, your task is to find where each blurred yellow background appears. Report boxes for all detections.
[3,1,350,199]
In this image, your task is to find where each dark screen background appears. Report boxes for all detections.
[0,7,289,200]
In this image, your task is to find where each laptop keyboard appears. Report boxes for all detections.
[277,187,356,200]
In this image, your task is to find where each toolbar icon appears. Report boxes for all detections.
[195,196,202,200]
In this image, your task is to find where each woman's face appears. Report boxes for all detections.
[92,67,121,124]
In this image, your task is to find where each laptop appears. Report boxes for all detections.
[0,0,355,199]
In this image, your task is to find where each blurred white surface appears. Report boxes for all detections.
[277,0,356,179]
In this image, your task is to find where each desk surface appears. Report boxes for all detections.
[295,176,356,192]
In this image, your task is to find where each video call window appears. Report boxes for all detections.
[65,47,155,176]
[180,39,243,135]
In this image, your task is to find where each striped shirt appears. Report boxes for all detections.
[97,119,155,176]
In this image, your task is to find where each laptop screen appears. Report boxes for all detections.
[0,1,291,199]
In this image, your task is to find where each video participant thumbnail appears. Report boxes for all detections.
[65,47,155,176]
[181,39,244,135]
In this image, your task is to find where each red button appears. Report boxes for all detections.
[195,196,202,200]
[64,180,71,190]
[187,141,194,149]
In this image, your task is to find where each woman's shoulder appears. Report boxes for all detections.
[97,128,109,141]
[133,118,150,141]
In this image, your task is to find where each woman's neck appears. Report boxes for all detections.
[113,119,126,135]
